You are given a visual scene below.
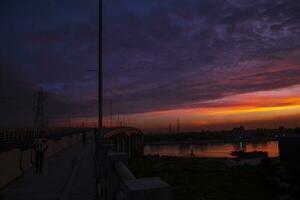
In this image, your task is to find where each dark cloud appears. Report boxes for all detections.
[0,0,98,126]
[103,0,300,115]
[1,0,300,126]
[0,63,97,126]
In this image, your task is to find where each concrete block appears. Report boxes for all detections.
[123,178,172,200]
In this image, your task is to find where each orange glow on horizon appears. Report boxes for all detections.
[52,84,300,131]
[121,84,300,131]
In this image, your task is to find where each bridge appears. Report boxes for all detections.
[0,127,171,200]
[103,127,144,158]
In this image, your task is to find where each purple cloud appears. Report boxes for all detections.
[103,0,300,115]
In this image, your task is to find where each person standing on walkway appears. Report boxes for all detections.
[33,131,48,174]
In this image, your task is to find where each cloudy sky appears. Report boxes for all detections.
[1,0,300,131]
[0,0,99,126]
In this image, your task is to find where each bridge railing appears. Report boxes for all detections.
[0,127,92,151]
[0,129,92,188]
[95,142,172,200]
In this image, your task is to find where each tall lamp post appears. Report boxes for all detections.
[98,0,103,140]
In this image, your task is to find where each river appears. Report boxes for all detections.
[143,141,279,158]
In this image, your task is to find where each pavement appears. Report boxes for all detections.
[0,140,97,200]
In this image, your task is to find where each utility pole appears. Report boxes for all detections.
[110,101,113,128]
[34,88,47,129]
[98,0,103,140]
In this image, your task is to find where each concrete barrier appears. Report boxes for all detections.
[95,143,172,200]
[0,149,22,188]
[0,132,88,189]
[20,149,32,172]
[54,140,60,153]
[63,138,68,149]
[45,140,58,158]
[70,136,75,145]
[67,136,72,146]
[57,140,63,152]
[123,178,172,200]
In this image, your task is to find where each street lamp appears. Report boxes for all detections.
[99,0,103,140]
[84,1,103,140]
[85,68,102,140]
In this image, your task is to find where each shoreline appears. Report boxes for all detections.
[144,138,277,146]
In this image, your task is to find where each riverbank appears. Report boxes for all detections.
[144,129,289,145]
[145,138,277,145]
[129,155,289,200]
[144,140,279,158]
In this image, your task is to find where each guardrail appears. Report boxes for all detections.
[0,132,87,188]
[0,127,92,151]
[95,142,172,200]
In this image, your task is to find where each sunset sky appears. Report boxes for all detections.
[1,0,300,131]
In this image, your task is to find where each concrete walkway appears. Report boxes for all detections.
[0,141,97,200]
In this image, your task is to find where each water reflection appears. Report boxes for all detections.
[144,141,279,158]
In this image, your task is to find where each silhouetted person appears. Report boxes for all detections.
[33,131,48,174]
[82,132,86,146]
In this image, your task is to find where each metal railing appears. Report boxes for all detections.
[0,131,85,188]
[0,127,92,151]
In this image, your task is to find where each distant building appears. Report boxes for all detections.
[232,126,245,132]
[278,134,300,172]
[232,126,245,139]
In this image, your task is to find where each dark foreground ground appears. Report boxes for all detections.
[129,156,299,200]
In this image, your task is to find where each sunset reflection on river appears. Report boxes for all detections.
[144,141,279,158]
